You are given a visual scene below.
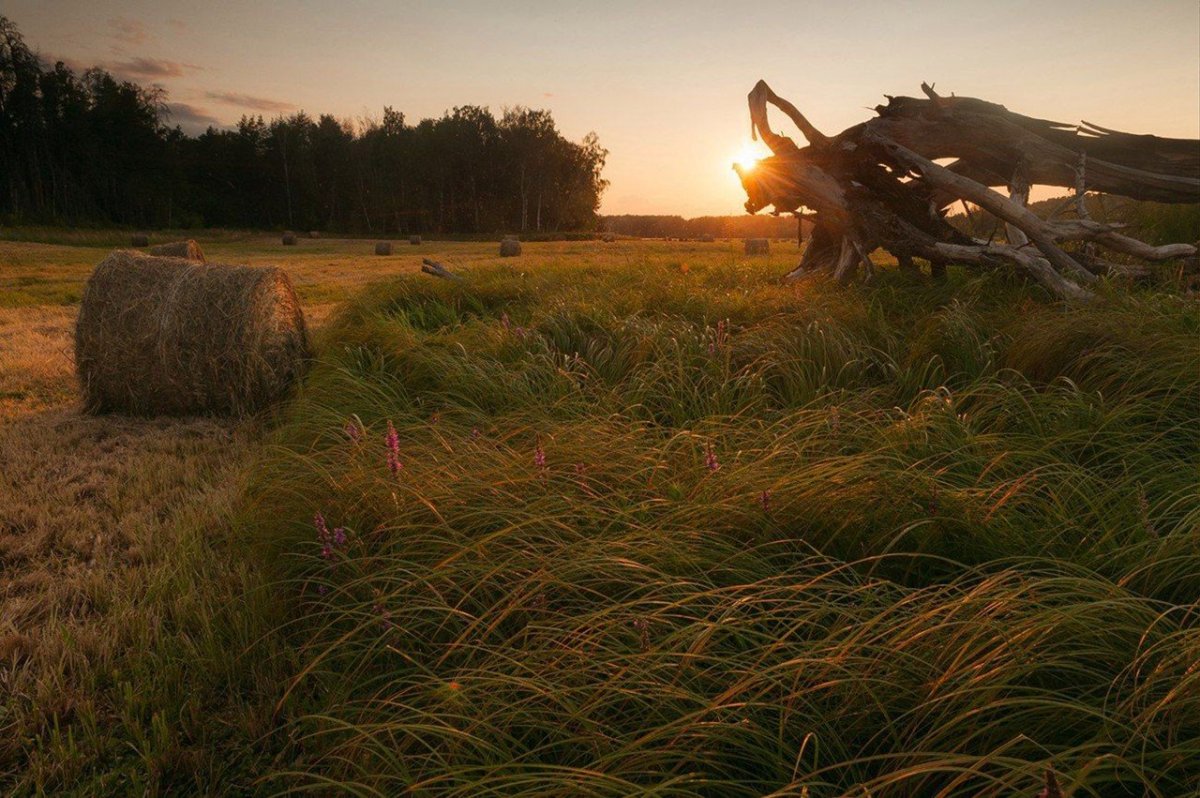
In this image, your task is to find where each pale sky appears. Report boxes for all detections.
[9,1,1200,216]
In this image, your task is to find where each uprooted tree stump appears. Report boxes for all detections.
[734,80,1200,300]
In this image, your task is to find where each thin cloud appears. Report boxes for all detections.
[106,57,202,80]
[205,91,296,114]
[168,18,189,34]
[108,17,149,48]
[543,92,554,98]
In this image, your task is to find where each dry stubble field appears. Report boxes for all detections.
[0,233,781,790]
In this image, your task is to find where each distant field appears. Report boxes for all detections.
[1,232,1197,795]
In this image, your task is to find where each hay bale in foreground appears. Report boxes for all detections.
[75,250,309,416]
[374,242,393,256]
[148,239,206,262]
[131,234,149,247]
[500,238,522,257]
[745,238,770,255]
[282,232,297,245]
[410,235,422,245]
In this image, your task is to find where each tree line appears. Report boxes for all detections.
[0,16,608,234]
[603,214,806,240]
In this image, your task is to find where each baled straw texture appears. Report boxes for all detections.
[130,233,149,247]
[409,235,422,245]
[148,239,206,262]
[500,238,522,257]
[75,250,310,416]
[282,232,298,245]
[374,242,393,256]
[745,237,769,255]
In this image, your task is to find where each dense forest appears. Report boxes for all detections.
[0,16,608,234]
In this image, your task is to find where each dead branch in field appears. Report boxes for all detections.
[735,80,1200,299]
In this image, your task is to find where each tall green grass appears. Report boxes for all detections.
[244,261,1199,796]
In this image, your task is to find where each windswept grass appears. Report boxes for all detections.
[243,261,1200,795]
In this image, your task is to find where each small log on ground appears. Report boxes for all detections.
[421,258,463,280]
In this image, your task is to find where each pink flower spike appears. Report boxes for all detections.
[534,442,547,470]
[704,442,720,472]
[386,420,403,475]
[314,511,330,542]
[759,489,771,512]
[333,527,347,547]
[344,418,362,442]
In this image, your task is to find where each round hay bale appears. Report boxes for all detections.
[131,233,149,247]
[500,239,522,257]
[75,250,309,416]
[410,235,422,245]
[282,232,298,246]
[374,241,393,256]
[308,231,321,239]
[700,234,715,243]
[745,238,770,255]
[601,233,616,243]
[148,239,206,262]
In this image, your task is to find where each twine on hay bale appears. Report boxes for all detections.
[374,241,393,256]
[410,235,422,245]
[745,238,770,255]
[500,238,522,257]
[75,250,310,416]
[282,232,298,245]
[148,239,206,262]
[130,233,149,247]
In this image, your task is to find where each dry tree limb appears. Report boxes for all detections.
[736,80,1200,300]
[421,258,463,281]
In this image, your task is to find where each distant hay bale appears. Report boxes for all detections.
[410,235,422,245]
[700,234,715,243]
[308,231,321,239]
[500,239,522,257]
[601,233,616,243]
[282,232,297,245]
[148,239,206,262]
[131,234,149,247]
[75,250,309,416]
[745,238,770,255]
[374,242,393,256]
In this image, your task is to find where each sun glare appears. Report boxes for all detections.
[732,141,770,172]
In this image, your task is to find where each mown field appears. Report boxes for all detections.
[1,232,1198,796]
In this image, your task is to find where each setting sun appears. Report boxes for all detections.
[732,140,771,172]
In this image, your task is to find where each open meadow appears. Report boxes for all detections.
[1,231,1197,795]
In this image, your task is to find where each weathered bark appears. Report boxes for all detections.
[737,80,1200,300]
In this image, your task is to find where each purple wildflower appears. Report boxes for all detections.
[334,527,347,547]
[500,312,511,330]
[314,511,330,542]
[471,427,482,440]
[386,420,403,475]
[534,441,547,470]
[317,584,328,596]
[344,418,362,442]
[759,489,771,512]
[704,442,720,472]
[574,462,586,476]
